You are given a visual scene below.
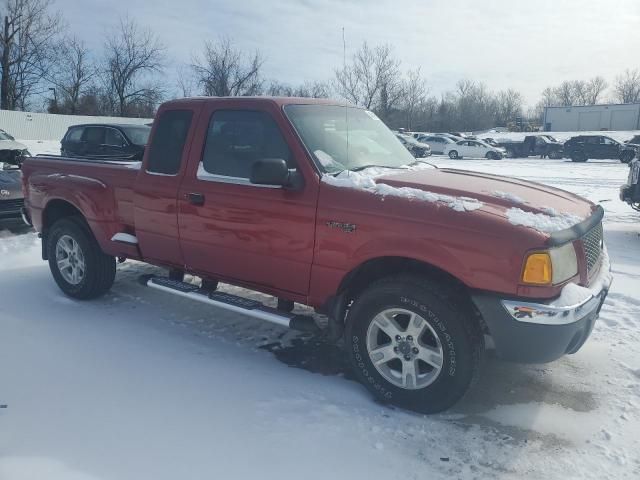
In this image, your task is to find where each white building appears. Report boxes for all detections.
[543,103,640,132]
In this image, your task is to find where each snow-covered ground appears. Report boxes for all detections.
[1,144,639,479]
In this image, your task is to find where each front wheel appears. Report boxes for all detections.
[621,151,635,164]
[485,151,499,160]
[448,150,459,159]
[47,217,116,299]
[345,275,482,413]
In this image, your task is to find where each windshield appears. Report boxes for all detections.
[121,126,151,146]
[285,104,415,173]
[0,129,15,141]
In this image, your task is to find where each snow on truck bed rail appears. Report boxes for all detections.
[322,169,483,212]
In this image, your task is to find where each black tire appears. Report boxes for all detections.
[485,151,499,160]
[47,216,116,299]
[448,150,459,159]
[571,151,587,162]
[345,275,483,413]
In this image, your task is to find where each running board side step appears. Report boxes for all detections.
[142,276,320,334]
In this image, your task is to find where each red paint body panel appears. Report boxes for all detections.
[22,96,599,310]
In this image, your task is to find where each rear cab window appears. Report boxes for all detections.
[146,110,193,175]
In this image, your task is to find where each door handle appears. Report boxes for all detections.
[185,192,205,206]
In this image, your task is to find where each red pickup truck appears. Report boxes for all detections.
[22,97,612,413]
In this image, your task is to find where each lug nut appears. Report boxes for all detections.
[412,347,419,354]
[407,335,413,342]
[404,355,411,361]
[393,347,399,353]
[395,335,402,341]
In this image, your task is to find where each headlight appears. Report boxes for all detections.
[521,243,578,285]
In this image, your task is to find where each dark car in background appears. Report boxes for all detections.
[495,135,564,159]
[396,134,431,157]
[61,123,151,160]
[0,158,26,230]
[563,135,636,163]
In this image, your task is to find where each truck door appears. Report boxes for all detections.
[133,106,200,267]
[177,100,319,297]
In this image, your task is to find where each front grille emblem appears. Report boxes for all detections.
[0,189,10,198]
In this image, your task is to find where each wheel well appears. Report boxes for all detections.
[339,257,466,302]
[41,200,85,259]
[332,256,488,335]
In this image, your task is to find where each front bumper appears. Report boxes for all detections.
[472,273,612,363]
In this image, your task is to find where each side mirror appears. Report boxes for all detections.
[250,158,301,189]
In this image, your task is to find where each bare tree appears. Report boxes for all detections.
[334,42,400,110]
[402,68,428,129]
[176,64,196,97]
[494,89,523,126]
[0,0,62,110]
[266,79,330,98]
[614,69,640,103]
[584,76,607,104]
[48,36,95,113]
[192,37,263,97]
[103,16,165,116]
[554,80,579,106]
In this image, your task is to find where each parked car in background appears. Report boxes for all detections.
[0,131,30,230]
[396,134,431,157]
[563,135,636,163]
[444,139,505,159]
[620,158,640,211]
[624,135,640,146]
[414,134,456,154]
[495,135,564,159]
[0,129,30,165]
[61,124,151,160]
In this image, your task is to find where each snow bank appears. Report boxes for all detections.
[506,207,583,233]
[323,170,483,212]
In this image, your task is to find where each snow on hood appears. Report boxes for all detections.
[506,207,583,233]
[322,168,483,212]
[0,139,28,151]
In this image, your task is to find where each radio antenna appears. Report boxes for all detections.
[342,27,349,170]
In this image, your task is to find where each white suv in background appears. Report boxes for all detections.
[444,139,506,159]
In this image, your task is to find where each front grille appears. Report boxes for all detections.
[0,198,24,214]
[582,222,603,273]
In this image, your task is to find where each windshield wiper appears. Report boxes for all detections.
[349,164,408,173]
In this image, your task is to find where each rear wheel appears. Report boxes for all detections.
[47,217,116,299]
[448,150,459,159]
[485,151,499,160]
[571,151,587,162]
[345,275,482,413]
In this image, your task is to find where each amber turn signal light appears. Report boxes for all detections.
[522,252,552,285]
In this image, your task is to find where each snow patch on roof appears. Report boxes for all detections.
[322,170,483,212]
[506,207,583,233]
[492,190,526,205]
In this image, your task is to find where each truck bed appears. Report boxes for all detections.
[22,155,142,255]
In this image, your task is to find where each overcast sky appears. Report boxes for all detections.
[57,0,640,106]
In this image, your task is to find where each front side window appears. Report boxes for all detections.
[285,105,415,174]
[83,127,104,144]
[201,110,293,179]
[147,110,193,175]
[122,126,151,146]
[105,128,126,146]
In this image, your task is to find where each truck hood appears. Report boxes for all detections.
[375,167,595,222]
